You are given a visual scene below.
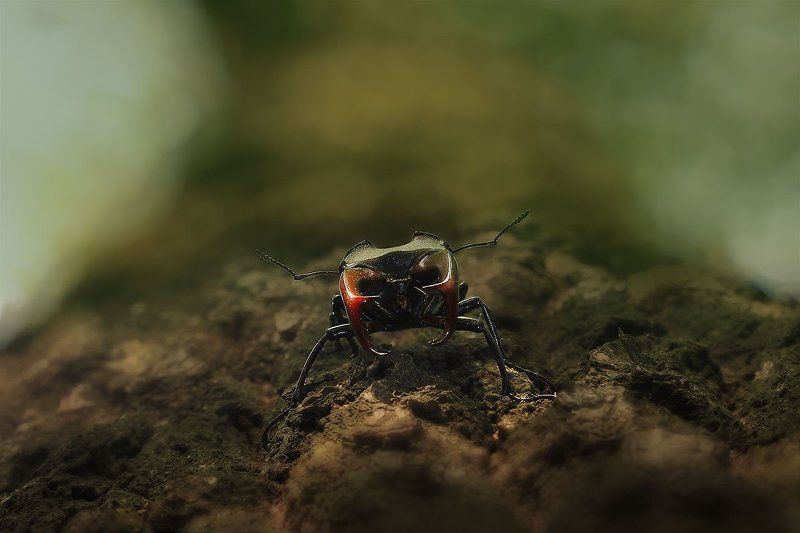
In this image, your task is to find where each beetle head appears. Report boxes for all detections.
[339,233,459,356]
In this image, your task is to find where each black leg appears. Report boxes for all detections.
[423,284,465,317]
[330,295,359,356]
[455,316,517,397]
[456,297,556,401]
[458,282,469,300]
[262,323,354,448]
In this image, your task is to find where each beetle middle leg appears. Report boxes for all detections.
[262,323,354,447]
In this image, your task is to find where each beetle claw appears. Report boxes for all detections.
[366,342,390,357]
[506,391,557,403]
[502,372,557,403]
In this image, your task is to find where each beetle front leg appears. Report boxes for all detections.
[330,295,359,356]
[458,297,555,398]
[455,317,517,397]
[262,323,354,448]
[458,282,469,300]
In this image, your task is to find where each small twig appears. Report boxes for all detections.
[767,372,789,407]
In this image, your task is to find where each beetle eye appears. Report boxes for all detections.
[412,251,452,287]
[358,276,388,296]
[412,265,440,285]
[342,268,384,298]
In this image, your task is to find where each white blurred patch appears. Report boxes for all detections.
[0,1,225,344]
[628,3,800,294]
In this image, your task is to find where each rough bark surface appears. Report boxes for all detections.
[1,236,799,532]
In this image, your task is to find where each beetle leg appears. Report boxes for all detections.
[330,295,359,356]
[426,279,459,347]
[369,301,395,322]
[457,297,556,399]
[458,282,469,300]
[455,315,555,401]
[423,282,467,330]
[262,324,354,448]
[411,286,433,317]
[422,311,555,401]
[454,316,515,397]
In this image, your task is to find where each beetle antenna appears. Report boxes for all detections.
[451,210,530,254]
[256,249,339,280]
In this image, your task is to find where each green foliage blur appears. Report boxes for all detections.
[74,0,799,305]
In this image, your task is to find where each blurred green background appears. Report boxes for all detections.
[1,0,798,344]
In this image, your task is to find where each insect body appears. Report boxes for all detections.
[339,232,459,355]
[258,211,555,447]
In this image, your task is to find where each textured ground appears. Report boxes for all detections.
[1,234,799,532]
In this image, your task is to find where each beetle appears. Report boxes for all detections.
[257,211,555,447]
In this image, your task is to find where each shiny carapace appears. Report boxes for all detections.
[338,232,459,356]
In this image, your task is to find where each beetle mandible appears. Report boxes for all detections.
[257,211,555,447]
